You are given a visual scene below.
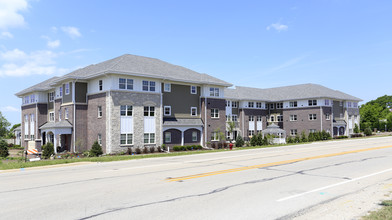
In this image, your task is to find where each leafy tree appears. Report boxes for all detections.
[300,131,307,143]
[0,139,9,158]
[226,120,236,141]
[250,135,257,146]
[353,124,360,134]
[235,135,244,147]
[0,111,11,138]
[90,141,103,157]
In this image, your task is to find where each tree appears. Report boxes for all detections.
[0,111,11,138]
[226,120,236,142]
[235,135,244,147]
[90,141,103,157]
[300,131,307,143]
[354,124,360,134]
[42,143,54,159]
[0,139,9,158]
[364,127,373,136]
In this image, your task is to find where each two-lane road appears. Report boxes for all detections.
[1,136,392,219]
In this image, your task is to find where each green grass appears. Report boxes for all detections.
[363,200,392,220]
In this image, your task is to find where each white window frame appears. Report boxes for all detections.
[256,115,262,121]
[142,80,156,92]
[65,83,70,95]
[290,101,297,108]
[232,102,238,108]
[326,113,330,120]
[164,132,171,143]
[120,133,133,145]
[211,132,219,141]
[98,106,103,118]
[58,110,62,121]
[98,134,102,146]
[270,115,275,122]
[232,115,238,122]
[191,85,197,94]
[24,96,29,104]
[308,100,317,106]
[290,115,297,121]
[309,129,316,133]
[270,103,274,109]
[290,129,297,136]
[309,114,317,121]
[209,87,219,97]
[49,92,54,102]
[49,112,54,122]
[191,107,197,116]
[65,108,69,119]
[248,102,254,108]
[164,106,171,116]
[121,105,133,116]
[144,106,155,116]
[211,108,219,118]
[277,115,283,122]
[226,101,231,107]
[30,94,35,103]
[164,83,171,92]
[248,130,255,137]
[99,80,103,91]
[144,133,155,144]
[256,102,262,108]
[276,103,283,109]
[192,131,197,142]
[249,115,254,122]
[325,99,330,106]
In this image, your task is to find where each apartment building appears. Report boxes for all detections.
[16,54,361,154]
[224,84,361,140]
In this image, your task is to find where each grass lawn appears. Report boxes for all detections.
[363,200,392,220]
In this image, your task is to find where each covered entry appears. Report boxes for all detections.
[163,118,203,146]
[40,121,73,154]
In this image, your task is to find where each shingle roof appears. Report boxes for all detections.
[15,77,59,97]
[54,54,232,86]
[39,120,73,129]
[163,118,204,126]
[224,83,362,102]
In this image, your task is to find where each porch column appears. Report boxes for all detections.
[53,131,57,154]
[200,129,203,146]
[181,130,184,146]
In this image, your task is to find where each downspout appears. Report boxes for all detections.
[73,80,76,153]
[320,105,323,131]
[204,95,207,147]
[160,92,163,146]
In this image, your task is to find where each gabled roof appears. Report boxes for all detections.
[15,77,60,97]
[54,54,232,86]
[39,120,73,129]
[225,83,362,102]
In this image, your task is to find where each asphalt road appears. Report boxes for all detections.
[1,136,392,220]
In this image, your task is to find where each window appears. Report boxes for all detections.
[256,102,262,108]
[257,115,262,121]
[226,101,231,107]
[232,115,238,122]
[120,105,133,116]
[65,83,70,95]
[99,80,103,91]
[142,81,155,92]
[211,108,219,118]
[353,102,358,108]
[325,99,330,106]
[326,113,330,120]
[119,78,133,90]
[249,115,254,121]
[248,130,255,136]
[120,134,133,145]
[31,135,35,140]
[65,108,69,119]
[31,114,34,122]
[309,129,316,133]
[164,83,171,92]
[290,101,297,108]
[270,115,275,122]
[290,115,297,121]
[58,110,62,121]
[276,103,283,109]
[144,106,155,116]
[24,114,28,122]
[164,106,171,116]
[347,102,352,108]
[98,106,103,118]
[144,133,155,144]
[308,100,317,106]
[211,132,219,141]
[192,131,197,142]
[309,114,317,120]
[340,101,343,107]
[98,134,102,146]
[209,87,219,97]
[191,86,197,94]
[191,107,197,116]
[59,87,63,97]
[277,115,283,122]
[49,112,54,122]
[49,92,54,102]
[270,103,274,109]
[248,102,254,108]
[30,94,35,103]
[165,132,171,143]
[24,96,29,104]
[232,102,238,108]
[290,129,298,136]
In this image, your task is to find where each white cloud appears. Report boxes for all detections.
[61,26,81,39]
[266,22,288,32]
[0,49,69,77]
[0,0,28,30]
[47,39,60,49]
[0,31,13,39]
[0,106,20,112]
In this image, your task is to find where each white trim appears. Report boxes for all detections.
[191,107,197,116]
[164,106,171,116]
[164,83,171,92]
[190,85,197,94]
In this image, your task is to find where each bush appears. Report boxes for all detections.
[300,131,307,143]
[126,147,133,155]
[354,124,360,134]
[42,143,54,159]
[235,135,244,147]
[364,127,373,136]
[161,144,166,151]
[90,141,103,157]
[334,136,348,139]
[7,143,14,148]
[173,146,180,151]
[287,136,293,144]
[149,146,155,153]
[135,147,141,154]
[142,147,148,154]
[294,135,300,143]
[186,145,192,151]
[157,146,162,152]
[351,133,363,138]
[0,139,9,158]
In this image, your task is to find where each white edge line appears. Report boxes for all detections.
[277,167,392,202]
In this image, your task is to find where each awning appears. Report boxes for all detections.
[163,118,204,127]
[39,121,73,135]
[333,120,347,127]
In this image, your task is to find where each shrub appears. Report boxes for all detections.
[180,146,186,151]
[0,139,9,158]
[294,135,300,143]
[135,147,141,154]
[186,145,192,151]
[300,131,307,143]
[211,142,217,149]
[235,135,244,147]
[90,141,103,157]
[364,127,373,136]
[157,146,162,152]
[351,133,363,138]
[173,146,181,151]
[250,135,257,146]
[149,146,155,153]
[42,143,54,159]
[126,147,133,155]
[82,151,90,157]
[354,124,360,134]
[196,145,202,150]
[287,136,293,144]
[7,143,14,148]
[335,136,348,139]
[217,142,223,149]
[142,147,148,154]
[161,144,166,151]
[308,132,315,142]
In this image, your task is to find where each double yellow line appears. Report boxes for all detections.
[166,145,392,182]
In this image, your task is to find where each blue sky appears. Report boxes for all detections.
[1,0,391,126]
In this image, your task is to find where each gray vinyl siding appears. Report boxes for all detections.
[75,82,88,103]
[47,93,54,111]
[63,82,73,103]
[333,101,344,119]
[162,84,200,118]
